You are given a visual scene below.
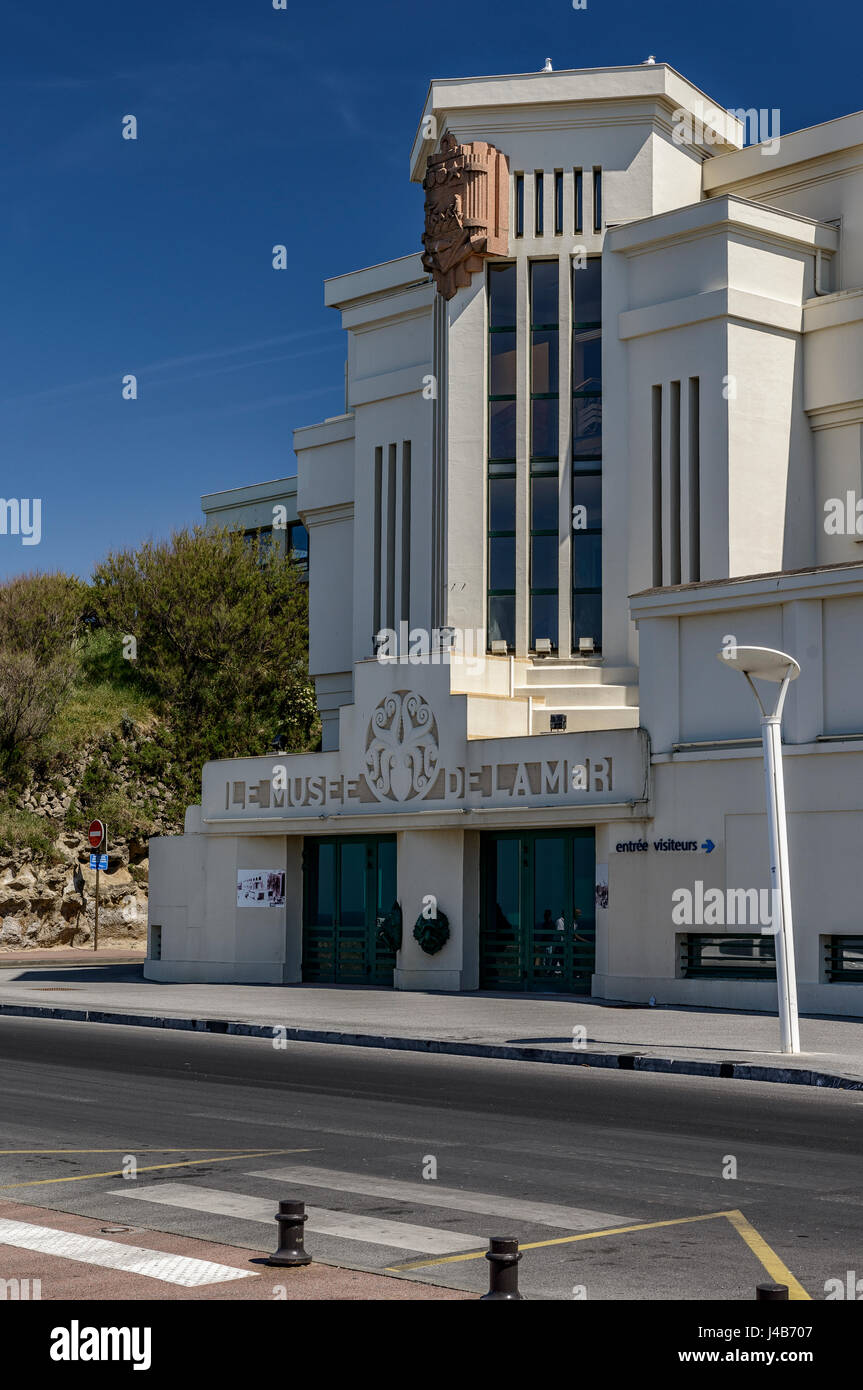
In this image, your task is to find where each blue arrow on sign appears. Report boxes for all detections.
[701,839,715,853]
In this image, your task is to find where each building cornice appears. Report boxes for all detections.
[349,362,433,407]
[410,63,743,180]
[300,500,354,528]
[703,109,863,192]
[325,254,429,309]
[606,194,838,258]
[202,476,297,513]
[292,413,355,452]
[630,562,863,617]
[803,287,863,335]
[619,287,804,341]
[201,800,648,836]
[805,401,863,430]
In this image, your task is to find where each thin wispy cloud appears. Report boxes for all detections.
[0,328,342,409]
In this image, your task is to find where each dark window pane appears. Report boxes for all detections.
[489,536,516,590]
[495,839,521,931]
[573,257,601,324]
[573,396,602,456]
[490,476,516,532]
[489,263,517,325]
[515,178,524,238]
[573,533,602,589]
[490,399,516,458]
[531,474,558,531]
[488,595,515,648]
[288,522,309,565]
[314,843,335,926]
[535,172,544,235]
[554,171,563,234]
[339,842,366,927]
[377,840,397,915]
[531,534,558,589]
[531,594,558,649]
[572,329,601,393]
[573,592,602,649]
[531,261,558,325]
[531,330,558,393]
[490,332,517,394]
[572,474,602,529]
[573,835,595,922]
[531,398,558,459]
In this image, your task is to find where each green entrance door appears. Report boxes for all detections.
[480,829,596,993]
[302,836,397,985]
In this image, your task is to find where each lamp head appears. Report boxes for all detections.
[716,645,800,683]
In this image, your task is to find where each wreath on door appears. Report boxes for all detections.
[413,906,450,955]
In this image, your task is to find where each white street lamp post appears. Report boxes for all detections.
[717,646,801,1055]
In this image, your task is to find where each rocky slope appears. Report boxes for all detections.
[0,729,184,950]
[0,836,148,949]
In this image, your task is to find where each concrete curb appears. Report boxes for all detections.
[2,1000,862,1091]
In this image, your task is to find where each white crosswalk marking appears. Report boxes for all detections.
[0,1218,257,1287]
[110,1183,485,1254]
[248,1165,635,1231]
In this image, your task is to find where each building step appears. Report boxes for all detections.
[521,664,639,687]
[518,683,639,708]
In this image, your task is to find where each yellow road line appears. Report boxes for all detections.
[387,1207,811,1299]
[0,1149,287,1155]
[725,1209,810,1300]
[386,1210,731,1271]
[0,1148,315,1190]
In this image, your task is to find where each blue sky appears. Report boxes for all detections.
[1,0,861,581]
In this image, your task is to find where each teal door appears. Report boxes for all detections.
[480,829,596,992]
[303,836,397,985]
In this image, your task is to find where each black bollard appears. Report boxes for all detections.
[756,1283,788,1300]
[480,1236,523,1300]
[264,1199,312,1267]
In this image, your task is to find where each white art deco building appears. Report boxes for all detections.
[148,61,863,1015]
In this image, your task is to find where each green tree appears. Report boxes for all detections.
[91,527,318,780]
[0,571,88,659]
[0,572,86,772]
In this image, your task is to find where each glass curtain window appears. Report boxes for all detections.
[572,257,602,651]
[530,261,559,650]
[488,263,517,649]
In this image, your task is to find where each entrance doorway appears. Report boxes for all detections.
[480,829,596,992]
[302,836,397,985]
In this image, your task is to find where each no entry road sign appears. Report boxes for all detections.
[88,819,105,850]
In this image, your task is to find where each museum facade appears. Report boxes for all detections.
[147,62,863,1014]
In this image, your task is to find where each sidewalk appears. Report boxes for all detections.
[0,947,145,968]
[0,962,861,1088]
[0,1202,468,1300]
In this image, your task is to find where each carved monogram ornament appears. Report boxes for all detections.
[421,132,509,300]
[364,692,440,803]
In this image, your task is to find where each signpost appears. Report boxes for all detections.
[88,820,106,952]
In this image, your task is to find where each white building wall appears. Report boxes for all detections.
[154,64,863,1016]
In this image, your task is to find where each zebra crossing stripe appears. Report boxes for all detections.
[0,1218,257,1287]
[247,1164,635,1230]
[111,1182,485,1254]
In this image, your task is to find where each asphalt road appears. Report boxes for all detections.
[0,1015,860,1300]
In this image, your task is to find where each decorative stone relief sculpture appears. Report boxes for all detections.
[421,131,509,300]
[365,691,440,803]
